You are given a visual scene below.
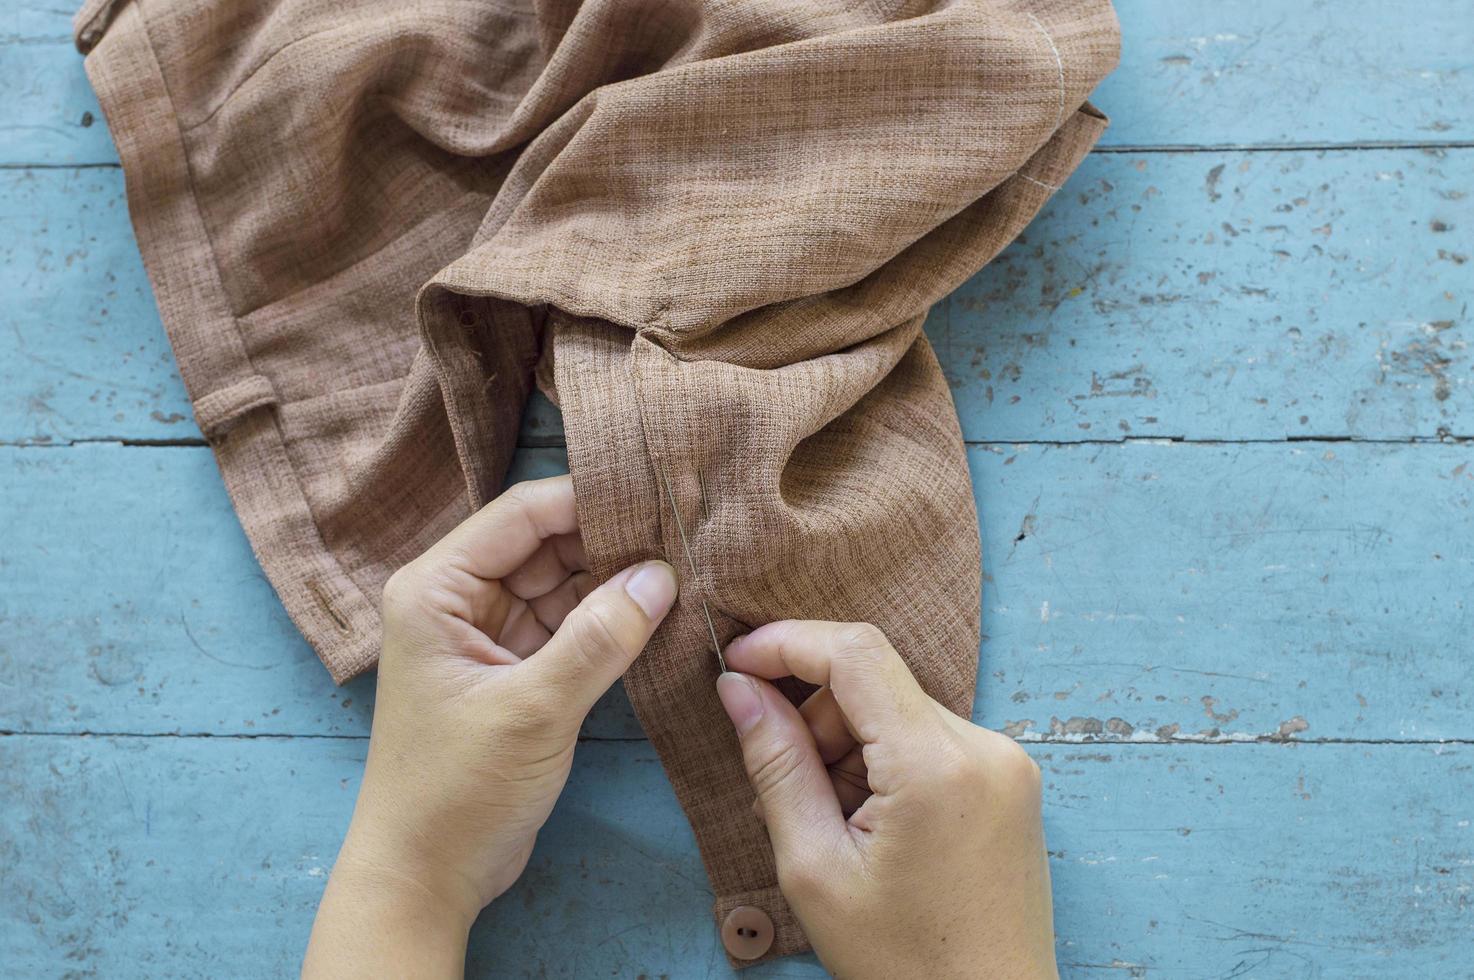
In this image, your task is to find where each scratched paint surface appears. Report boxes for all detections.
[7,148,1472,444]
[3,0,1474,976]
[5,0,1474,166]
[5,443,1473,745]
[1,738,1469,977]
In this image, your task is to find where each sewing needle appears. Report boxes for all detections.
[659,466,727,672]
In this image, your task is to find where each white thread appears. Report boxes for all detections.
[1025,11,1067,132]
[1014,171,1060,192]
[658,465,727,671]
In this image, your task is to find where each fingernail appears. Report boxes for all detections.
[624,561,677,620]
[717,672,765,736]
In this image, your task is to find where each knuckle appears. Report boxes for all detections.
[562,600,625,658]
[380,565,424,620]
[836,622,890,654]
[987,735,1043,798]
[498,479,539,509]
[748,740,809,799]
[833,622,893,670]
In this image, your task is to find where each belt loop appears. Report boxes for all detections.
[73,0,125,53]
[193,375,278,440]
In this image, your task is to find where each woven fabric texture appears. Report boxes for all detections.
[77,0,1118,964]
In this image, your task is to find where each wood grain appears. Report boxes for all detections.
[5,0,1473,166]
[5,1,1473,975]
[4,147,1470,445]
[3,736,1469,978]
[6,443,1470,744]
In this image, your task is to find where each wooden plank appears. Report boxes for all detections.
[1090,0,1474,149]
[2,735,1469,976]
[5,148,1472,445]
[0,442,642,741]
[6,441,1471,742]
[972,440,1474,745]
[0,5,107,167]
[938,147,1472,443]
[4,0,1473,167]
[0,168,194,445]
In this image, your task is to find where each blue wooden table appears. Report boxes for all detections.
[4,1,1472,975]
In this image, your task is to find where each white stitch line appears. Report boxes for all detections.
[1014,172,1061,192]
[1025,11,1067,132]
[658,465,727,672]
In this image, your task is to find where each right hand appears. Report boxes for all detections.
[717,621,1057,979]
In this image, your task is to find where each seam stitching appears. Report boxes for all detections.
[1025,11,1067,132]
[105,4,378,675]
[1014,171,1061,192]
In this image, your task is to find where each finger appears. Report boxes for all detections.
[827,745,871,817]
[520,560,676,714]
[423,476,579,583]
[554,532,589,574]
[436,615,523,668]
[498,598,554,657]
[724,621,940,745]
[527,571,595,634]
[717,673,846,858]
[503,533,586,600]
[799,687,857,765]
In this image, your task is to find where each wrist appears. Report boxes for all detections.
[332,829,485,932]
[344,758,542,914]
[305,845,475,980]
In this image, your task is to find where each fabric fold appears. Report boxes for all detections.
[78,0,1119,964]
[422,106,1111,965]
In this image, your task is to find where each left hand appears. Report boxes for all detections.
[304,476,677,977]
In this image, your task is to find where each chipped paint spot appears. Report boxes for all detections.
[1204,163,1225,202]
[1087,364,1156,399]
[1051,716,1104,736]
[1276,716,1310,739]
[1201,696,1240,725]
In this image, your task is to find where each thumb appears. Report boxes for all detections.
[523,560,677,714]
[717,673,846,861]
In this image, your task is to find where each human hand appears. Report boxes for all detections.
[717,622,1056,980]
[304,476,676,978]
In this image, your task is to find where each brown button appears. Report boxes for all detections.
[721,905,775,960]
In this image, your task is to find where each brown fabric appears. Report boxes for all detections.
[77,0,1119,964]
